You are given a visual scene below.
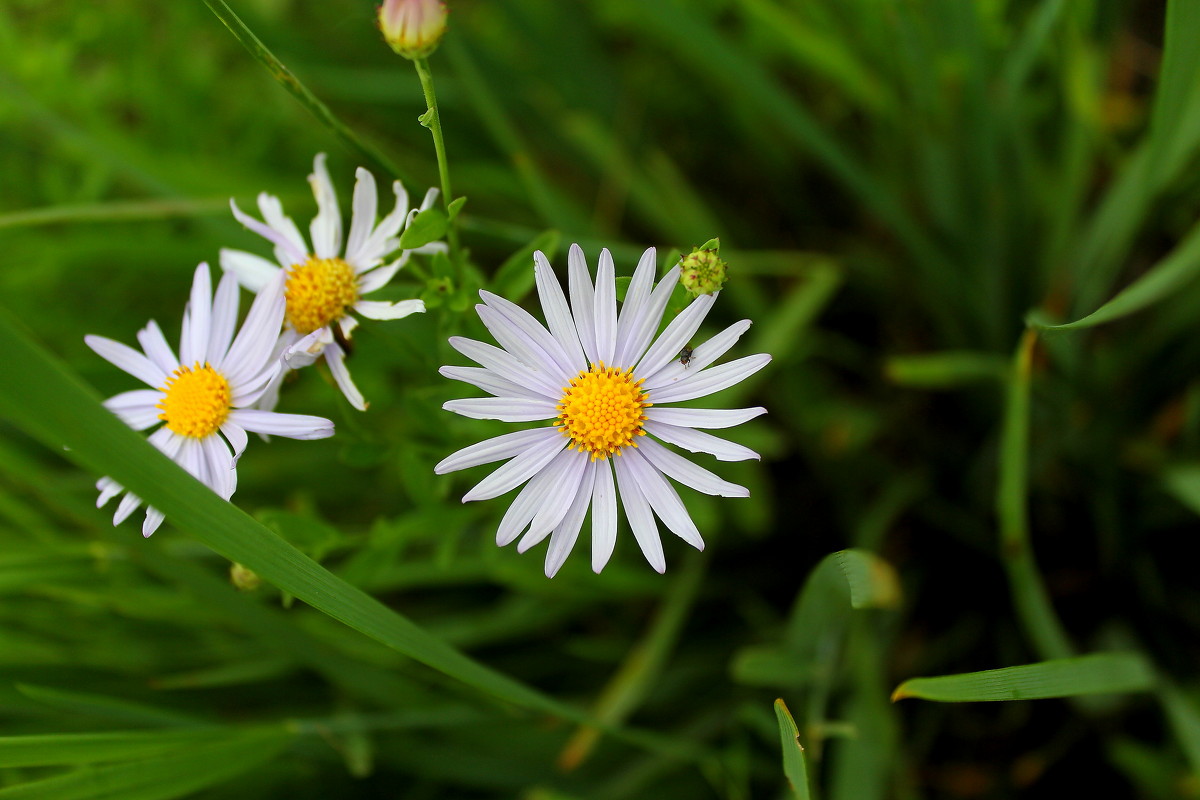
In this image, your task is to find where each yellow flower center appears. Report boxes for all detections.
[157,363,232,438]
[285,256,359,334]
[555,363,650,460]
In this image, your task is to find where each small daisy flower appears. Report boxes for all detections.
[86,264,335,537]
[436,245,770,576]
[221,153,440,411]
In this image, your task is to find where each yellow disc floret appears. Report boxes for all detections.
[555,363,650,460]
[157,363,232,438]
[285,256,359,334]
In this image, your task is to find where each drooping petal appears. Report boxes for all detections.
[644,420,760,462]
[283,328,330,370]
[436,428,562,474]
[461,436,567,503]
[324,343,368,410]
[308,153,342,259]
[219,248,280,293]
[648,354,772,404]
[354,299,425,321]
[613,455,666,573]
[220,420,249,462]
[636,437,749,497]
[142,507,165,538]
[227,408,335,439]
[85,335,167,389]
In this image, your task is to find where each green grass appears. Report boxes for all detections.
[3,1,1200,797]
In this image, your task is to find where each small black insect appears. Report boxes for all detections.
[678,345,694,368]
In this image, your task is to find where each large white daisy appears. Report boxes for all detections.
[221,153,440,411]
[87,264,335,537]
[436,244,770,576]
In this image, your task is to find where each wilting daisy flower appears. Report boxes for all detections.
[436,245,770,576]
[87,264,335,537]
[221,153,439,411]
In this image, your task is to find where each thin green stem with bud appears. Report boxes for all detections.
[413,56,462,276]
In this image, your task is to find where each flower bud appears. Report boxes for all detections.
[679,240,727,296]
[230,562,261,592]
[378,0,449,60]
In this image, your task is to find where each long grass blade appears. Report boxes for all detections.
[892,653,1155,703]
[774,698,813,800]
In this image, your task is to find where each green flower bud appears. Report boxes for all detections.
[230,562,261,592]
[679,240,727,296]
[379,0,448,60]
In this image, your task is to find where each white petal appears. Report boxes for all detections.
[358,180,410,264]
[417,186,439,212]
[645,406,767,429]
[543,460,596,577]
[645,421,760,462]
[220,248,281,293]
[475,305,565,381]
[448,337,562,399]
[148,426,185,460]
[534,251,588,372]
[623,271,680,375]
[461,436,567,502]
[230,198,305,267]
[181,263,213,366]
[438,365,549,402]
[85,335,167,389]
[480,290,575,377]
[308,153,342,259]
[354,299,425,321]
[636,437,748,497]
[591,458,617,573]
[208,270,241,364]
[517,447,589,552]
[345,167,378,265]
[136,320,177,375]
[220,420,249,462]
[256,193,310,266]
[230,360,282,407]
[642,319,752,390]
[284,328,330,370]
[103,389,163,430]
[443,397,558,422]
[339,315,359,340]
[96,478,122,508]
[649,354,772,404]
[624,448,704,550]
[436,428,561,474]
[593,249,617,366]
[113,492,142,525]
[613,248,657,366]
[568,244,598,364]
[325,343,367,410]
[634,293,717,380]
[221,273,286,386]
[495,455,566,546]
[142,507,165,538]
[227,408,335,439]
[356,253,408,294]
[613,455,666,573]
[201,434,236,500]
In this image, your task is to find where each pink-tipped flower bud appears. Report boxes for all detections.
[679,240,728,296]
[378,0,449,60]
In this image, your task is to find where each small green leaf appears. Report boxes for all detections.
[447,196,467,220]
[774,699,812,799]
[399,207,448,250]
[892,653,1155,703]
[418,108,435,128]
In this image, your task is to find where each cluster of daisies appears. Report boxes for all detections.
[90,155,770,575]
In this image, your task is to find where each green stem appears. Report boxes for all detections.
[413,56,463,276]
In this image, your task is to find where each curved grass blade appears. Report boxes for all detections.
[774,699,812,800]
[1033,216,1200,331]
[892,652,1155,703]
[203,0,407,183]
[0,730,289,800]
[0,729,233,769]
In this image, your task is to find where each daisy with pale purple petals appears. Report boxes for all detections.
[436,244,770,576]
[221,153,442,411]
[86,264,335,537]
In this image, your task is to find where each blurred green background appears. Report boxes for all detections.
[5,0,1200,797]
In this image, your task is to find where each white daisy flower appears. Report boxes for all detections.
[436,244,770,576]
[86,263,336,537]
[221,153,440,411]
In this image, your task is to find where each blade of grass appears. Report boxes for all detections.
[775,699,813,800]
[0,730,232,768]
[0,199,232,230]
[885,351,1009,388]
[202,0,407,183]
[892,653,1155,702]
